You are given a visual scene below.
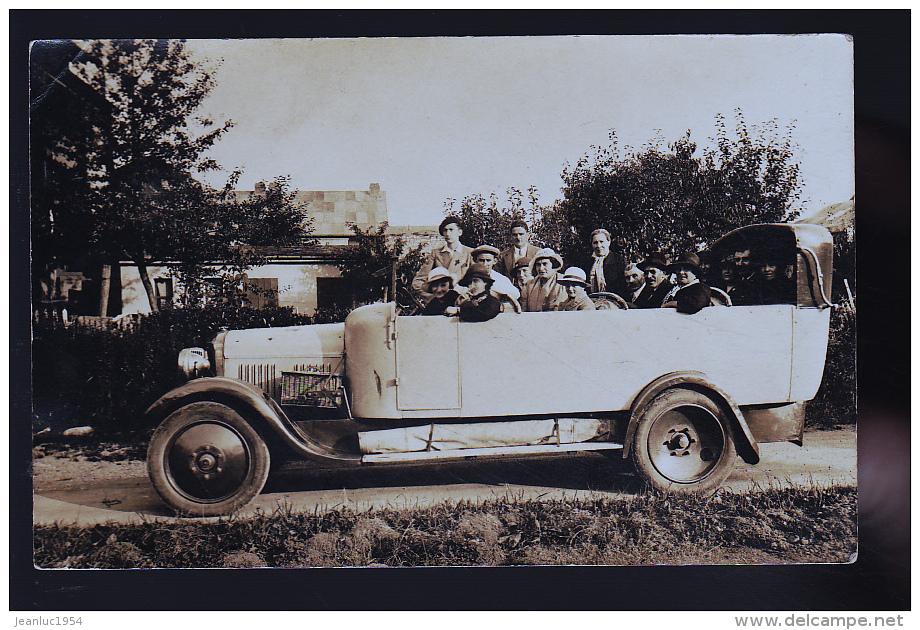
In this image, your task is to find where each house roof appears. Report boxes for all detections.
[120,244,359,267]
[254,244,360,262]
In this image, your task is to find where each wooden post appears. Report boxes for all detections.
[98,264,111,317]
[391,256,398,304]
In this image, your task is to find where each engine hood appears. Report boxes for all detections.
[221,323,345,360]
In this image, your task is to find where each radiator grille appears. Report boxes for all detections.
[236,361,339,401]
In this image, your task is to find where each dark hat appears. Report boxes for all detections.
[512,259,531,272]
[668,252,702,274]
[459,263,493,287]
[639,254,669,273]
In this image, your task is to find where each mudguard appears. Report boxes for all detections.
[144,377,361,465]
[623,371,760,465]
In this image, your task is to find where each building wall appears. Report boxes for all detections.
[119,265,171,315]
[235,183,388,237]
[119,262,342,316]
[244,262,341,314]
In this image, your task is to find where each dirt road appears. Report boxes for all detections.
[33,428,856,526]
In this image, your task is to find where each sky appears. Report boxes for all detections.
[186,35,853,227]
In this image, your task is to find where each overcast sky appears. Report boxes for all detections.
[187,35,853,227]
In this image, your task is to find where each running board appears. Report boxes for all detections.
[362,441,623,464]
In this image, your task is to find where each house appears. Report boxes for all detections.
[119,183,395,316]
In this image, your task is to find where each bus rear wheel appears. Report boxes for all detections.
[630,388,736,493]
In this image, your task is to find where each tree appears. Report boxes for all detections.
[541,110,802,271]
[443,187,545,250]
[30,41,112,305]
[335,223,426,311]
[165,174,313,308]
[31,39,253,312]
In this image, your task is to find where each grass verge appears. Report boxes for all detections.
[34,486,856,568]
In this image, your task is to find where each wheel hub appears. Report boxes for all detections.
[647,405,725,483]
[665,429,695,455]
[191,446,224,474]
[166,421,251,502]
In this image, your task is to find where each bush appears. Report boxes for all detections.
[806,304,856,428]
[32,305,312,437]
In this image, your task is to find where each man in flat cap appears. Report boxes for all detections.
[620,262,646,307]
[469,245,521,312]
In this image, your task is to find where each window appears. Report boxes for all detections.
[316,277,356,310]
[244,278,279,309]
[155,277,173,310]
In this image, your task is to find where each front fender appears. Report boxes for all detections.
[623,371,760,465]
[144,377,361,465]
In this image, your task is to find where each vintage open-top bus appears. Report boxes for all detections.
[146,223,834,515]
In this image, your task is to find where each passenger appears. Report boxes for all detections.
[729,247,759,306]
[447,263,501,322]
[709,254,736,294]
[411,216,473,303]
[420,267,460,316]
[520,248,566,312]
[470,245,522,313]
[511,259,533,291]
[496,220,539,277]
[662,252,712,314]
[620,262,646,307]
[759,251,796,305]
[588,228,627,297]
[556,267,596,311]
[633,254,674,309]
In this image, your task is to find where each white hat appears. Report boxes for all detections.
[425,266,453,289]
[528,248,564,274]
[558,267,588,286]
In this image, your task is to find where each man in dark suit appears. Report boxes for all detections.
[587,228,627,297]
[496,220,539,277]
[662,252,712,314]
[634,255,674,309]
[619,262,646,306]
[729,247,760,306]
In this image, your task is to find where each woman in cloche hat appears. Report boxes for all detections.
[421,267,460,316]
[447,263,502,322]
[662,252,711,314]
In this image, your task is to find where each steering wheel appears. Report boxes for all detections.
[589,292,629,310]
